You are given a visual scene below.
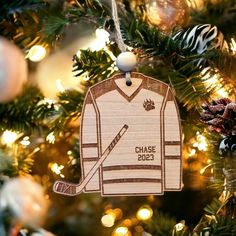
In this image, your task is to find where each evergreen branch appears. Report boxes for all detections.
[0,1,49,48]
[0,150,15,177]
[51,89,84,133]
[207,215,236,235]
[0,147,34,177]
[144,211,177,236]
[58,89,84,117]
[14,152,35,175]
[72,49,115,86]
[206,49,236,81]
[168,69,212,110]
[204,198,222,215]
[40,11,69,45]
[0,86,55,134]
[122,15,178,57]
[0,0,110,49]
[0,0,46,21]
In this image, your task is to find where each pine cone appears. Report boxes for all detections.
[200,98,236,135]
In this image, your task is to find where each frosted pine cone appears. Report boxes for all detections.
[200,98,236,135]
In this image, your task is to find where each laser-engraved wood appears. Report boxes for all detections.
[53,72,182,196]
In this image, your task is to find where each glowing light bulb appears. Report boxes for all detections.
[56,79,65,93]
[216,88,229,98]
[67,150,72,156]
[201,69,229,98]
[189,149,196,157]
[112,208,123,220]
[230,38,236,55]
[49,163,65,178]
[76,50,82,58]
[83,76,90,82]
[113,227,129,236]
[136,205,153,221]
[175,222,185,231]
[101,214,115,227]
[1,130,18,144]
[90,28,110,51]
[27,45,46,62]
[20,136,30,146]
[195,132,208,151]
[95,28,110,42]
[123,219,132,227]
[46,132,55,144]
[200,163,213,175]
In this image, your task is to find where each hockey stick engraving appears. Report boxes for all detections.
[53,124,129,196]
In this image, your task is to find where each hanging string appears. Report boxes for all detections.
[111,0,127,52]
[111,0,134,86]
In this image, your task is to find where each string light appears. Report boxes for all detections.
[230,38,236,55]
[101,214,115,227]
[76,50,82,58]
[96,28,110,41]
[101,208,123,228]
[1,130,19,145]
[123,219,132,227]
[27,45,47,62]
[200,163,214,175]
[113,227,129,236]
[193,131,208,151]
[49,163,65,178]
[20,136,30,146]
[56,79,66,93]
[46,132,55,144]
[189,148,196,157]
[216,87,229,97]
[67,150,72,156]
[89,28,110,51]
[136,205,153,221]
[202,69,229,98]
[83,76,90,82]
[174,222,185,231]
[112,208,123,220]
[93,28,110,50]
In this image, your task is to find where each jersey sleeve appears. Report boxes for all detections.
[80,90,100,192]
[163,87,182,191]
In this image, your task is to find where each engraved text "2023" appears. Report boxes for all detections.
[135,146,156,161]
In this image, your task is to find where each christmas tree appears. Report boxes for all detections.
[1,0,236,235]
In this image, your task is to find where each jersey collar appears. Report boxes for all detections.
[113,76,143,102]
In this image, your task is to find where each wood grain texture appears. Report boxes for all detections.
[80,72,182,196]
[53,72,182,196]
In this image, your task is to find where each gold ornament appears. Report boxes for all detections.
[130,0,145,11]
[145,0,189,32]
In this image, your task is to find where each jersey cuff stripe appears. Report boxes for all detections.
[82,143,98,148]
[102,165,161,171]
[103,178,161,184]
[164,141,181,145]
[164,156,181,160]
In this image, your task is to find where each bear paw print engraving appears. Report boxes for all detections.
[143,99,155,111]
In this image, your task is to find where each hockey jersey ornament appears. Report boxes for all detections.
[53,73,182,196]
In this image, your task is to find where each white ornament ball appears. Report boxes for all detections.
[0,37,27,103]
[116,51,137,72]
[0,177,48,228]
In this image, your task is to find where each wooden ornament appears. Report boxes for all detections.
[53,72,182,196]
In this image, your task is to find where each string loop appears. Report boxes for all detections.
[111,0,127,52]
